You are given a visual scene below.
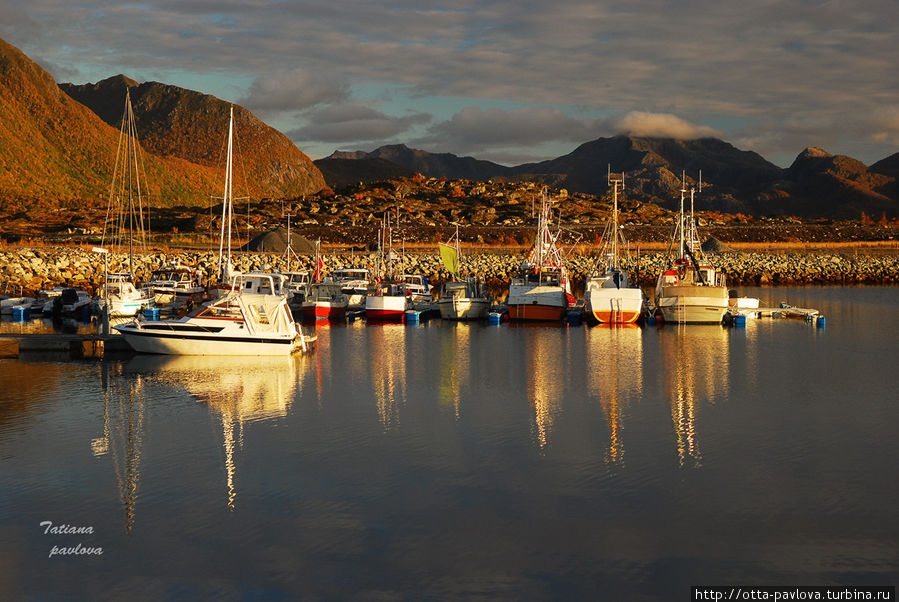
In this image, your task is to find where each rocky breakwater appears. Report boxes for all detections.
[1,247,897,297]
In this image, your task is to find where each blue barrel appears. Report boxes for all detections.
[488,312,502,325]
[816,315,826,328]
[12,306,29,321]
[734,314,747,327]
[565,311,582,326]
[404,310,420,324]
[143,307,160,321]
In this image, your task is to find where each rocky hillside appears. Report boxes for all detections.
[0,37,324,213]
[61,75,325,199]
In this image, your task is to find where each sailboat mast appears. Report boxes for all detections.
[218,107,234,280]
[678,172,686,260]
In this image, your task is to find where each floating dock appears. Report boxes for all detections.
[0,333,133,358]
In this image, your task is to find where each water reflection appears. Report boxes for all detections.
[92,362,145,535]
[523,328,566,450]
[367,324,407,429]
[128,354,303,509]
[585,324,643,464]
[438,323,471,419]
[657,325,730,467]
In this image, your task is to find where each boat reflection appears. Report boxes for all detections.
[127,354,304,509]
[585,324,643,464]
[367,323,407,429]
[524,328,566,450]
[657,325,730,467]
[92,361,145,535]
[438,323,472,419]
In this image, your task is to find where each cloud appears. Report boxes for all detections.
[239,69,349,115]
[612,112,723,140]
[3,0,898,164]
[288,103,431,143]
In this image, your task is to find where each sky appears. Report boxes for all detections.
[2,0,898,167]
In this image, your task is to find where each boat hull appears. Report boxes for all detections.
[438,297,489,320]
[301,301,347,321]
[585,287,643,324]
[365,295,409,322]
[115,324,301,356]
[507,283,568,321]
[657,284,729,324]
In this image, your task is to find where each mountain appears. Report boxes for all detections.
[324,139,898,218]
[510,136,784,212]
[0,36,324,212]
[314,157,415,189]
[60,75,325,200]
[327,144,511,181]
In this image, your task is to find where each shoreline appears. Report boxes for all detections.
[1,246,897,298]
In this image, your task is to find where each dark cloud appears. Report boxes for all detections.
[288,103,431,143]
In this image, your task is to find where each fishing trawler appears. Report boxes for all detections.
[506,190,576,321]
[654,173,728,324]
[584,169,643,324]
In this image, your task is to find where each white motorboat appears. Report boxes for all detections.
[143,263,204,304]
[654,173,728,324]
[282,270,310,311]
[98,273,153,317]
[115,273,312,356]
[584,170,643,324]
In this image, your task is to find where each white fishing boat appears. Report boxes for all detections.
[95,89,153,317]
[0,296,36,315]
[654,173,728,324]
[728,293,760,318]
[507,189,577,321]
[584,169,643,325]
[437,226,489,320]
[114,273,312,356]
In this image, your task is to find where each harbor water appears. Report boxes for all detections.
[1,286,897,599]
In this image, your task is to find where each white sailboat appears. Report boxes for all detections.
[654,172,728,324]
[97,88,153,317]
[437,225,489,320]
[584,169,643,324]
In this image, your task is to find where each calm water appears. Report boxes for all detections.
[1,287,897,600]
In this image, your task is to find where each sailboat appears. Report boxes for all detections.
[584,169,644,324]
[97,88,154,317]
[506,188,576,321]
[437,225,489,320]
[654,172,729,324]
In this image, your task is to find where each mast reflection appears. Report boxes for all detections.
[658,325,730,467]
[585,324,643,464]
[368,324,407,428]
[438,323,471,419]
[92,362,145,535]
[523,327,565,450]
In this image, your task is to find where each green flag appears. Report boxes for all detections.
[439,243,458,276]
